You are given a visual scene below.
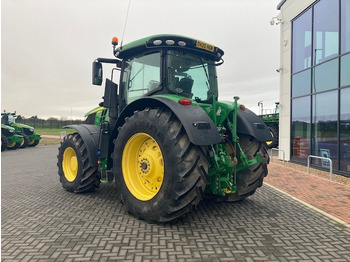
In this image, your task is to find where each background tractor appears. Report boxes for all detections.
[1,112,41,148]
[1,124,24,151]
[258,102,279,149]
[57,34,271,222]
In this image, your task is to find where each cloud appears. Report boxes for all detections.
[2,0,281,119]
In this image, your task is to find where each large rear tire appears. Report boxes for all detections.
[1,135,8,151]
[225,135,269,202]
[113,108,209,223]
[57,133,100,193]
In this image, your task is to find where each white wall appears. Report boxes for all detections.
[277,0,316,161]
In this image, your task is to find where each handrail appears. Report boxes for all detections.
[269,148,285,166]
[307,155,333,181]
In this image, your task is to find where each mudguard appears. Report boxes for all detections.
[237,108,272,142]
[64,124,100,167]
[115,97,221,146]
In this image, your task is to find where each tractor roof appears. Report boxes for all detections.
[116,34,224,61]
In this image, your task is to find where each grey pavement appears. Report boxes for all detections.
[2,145,350,261]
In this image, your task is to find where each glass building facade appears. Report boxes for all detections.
[291,0,350,175]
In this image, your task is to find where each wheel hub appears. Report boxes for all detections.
[122,133,164,201]
[62,147,78,182]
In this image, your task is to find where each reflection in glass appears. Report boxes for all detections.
[292,69,311,97]
[126,52,161,103]
[292,9,312,73]
[340,88,350,172]
[313,0,339,64]
[341,0,350,54]
[291,96,311,163]
[312,91,338,168]
[313,59,338,93]
[341,54,350,87]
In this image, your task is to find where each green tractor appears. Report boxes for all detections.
[1,112,41,148]
[57,35,271,222]
[258,102,279,149]
[1,124,24,151]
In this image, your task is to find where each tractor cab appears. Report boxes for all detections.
[93,35,224,111]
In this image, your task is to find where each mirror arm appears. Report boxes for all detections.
[96,58,121,68]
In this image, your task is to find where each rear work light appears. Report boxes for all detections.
[178,99,192,106]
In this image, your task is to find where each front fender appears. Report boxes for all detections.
[237,108,272,142]
[115,97,221,146]
[64,124,100,167]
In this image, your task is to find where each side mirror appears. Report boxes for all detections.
[92,61,103,86]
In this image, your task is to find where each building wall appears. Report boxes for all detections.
[277,0,350,176]
[278,0,317,161]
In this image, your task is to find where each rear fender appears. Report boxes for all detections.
[114,97,221,146]
[64,124,100,167]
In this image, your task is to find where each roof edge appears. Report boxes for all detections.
[277,0,287,10]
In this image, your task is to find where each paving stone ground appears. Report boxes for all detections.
[265,163,350,224]
[2,145,350,261]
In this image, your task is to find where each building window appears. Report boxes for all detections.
[341,0,350,54]
[313,0,339,65]
[292,9,312,73]
[340,87,350,172]
[291,96,311,163]
[341,54,350,87]
[312,58,338,93]
[311,91,338,168]
[292,69,311,97]
[290,0,350,175]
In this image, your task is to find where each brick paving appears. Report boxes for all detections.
[2,145,350,261]
[265,163,350,224]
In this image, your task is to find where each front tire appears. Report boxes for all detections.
[19,133,30,148]
[113,108,209,223]
[27,138,39,147]
[7,140,20,150]
[266,125,278,149]
[57,133,100,193]
[1,135,8,151]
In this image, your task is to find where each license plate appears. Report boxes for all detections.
[196,40,215,52]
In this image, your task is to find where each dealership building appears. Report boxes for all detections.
[276,0,350,176]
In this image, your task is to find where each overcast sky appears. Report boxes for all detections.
[2,0,281,119]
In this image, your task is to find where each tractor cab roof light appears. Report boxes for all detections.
[112,36,119,46]
[165,40,175,45]
[153,40,162,45]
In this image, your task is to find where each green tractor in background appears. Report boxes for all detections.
[258,102,279,149]
[1,124,24,151]
[57,34,271,222]
[1,112,41,148]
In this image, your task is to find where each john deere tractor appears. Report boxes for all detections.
[1,124,24,151]
[57,35,271,222]
[259,102,279,149]
[1,112,41,148]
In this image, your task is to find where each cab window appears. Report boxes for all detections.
[123,52,161,104]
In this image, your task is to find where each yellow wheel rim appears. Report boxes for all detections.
[62,147,78,182]
[20,138,24,147]
[28,140,35,145]
[7,142,16,148]
[122,133,164,201]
